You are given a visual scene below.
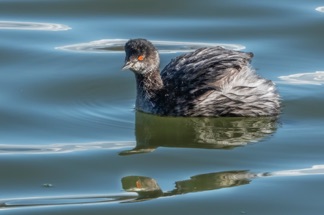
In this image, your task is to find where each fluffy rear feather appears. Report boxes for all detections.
[160,47,280,116]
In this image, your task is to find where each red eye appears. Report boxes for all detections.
[137,55,144,61]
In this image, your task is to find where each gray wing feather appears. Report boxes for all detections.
[160,47,253,113]
[161,47,253,89]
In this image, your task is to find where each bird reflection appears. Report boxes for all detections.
[122,170,263,202]
[122,164,324,202]
[120,111,278,155]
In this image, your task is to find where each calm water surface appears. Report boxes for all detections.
[1,0,324,214]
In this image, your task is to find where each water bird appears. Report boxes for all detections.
[122,38,280,117]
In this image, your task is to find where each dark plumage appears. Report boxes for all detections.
[122,38,280,117]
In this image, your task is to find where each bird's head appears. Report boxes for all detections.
[122,38,160,74]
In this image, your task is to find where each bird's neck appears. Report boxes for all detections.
[134,70,164,113]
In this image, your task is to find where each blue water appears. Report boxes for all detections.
[1,0,324,214]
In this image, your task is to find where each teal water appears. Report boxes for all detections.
[1,0,324,214]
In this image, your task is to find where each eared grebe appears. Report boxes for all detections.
[122,38,280,117]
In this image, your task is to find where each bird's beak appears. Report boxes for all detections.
[122,61,132,71]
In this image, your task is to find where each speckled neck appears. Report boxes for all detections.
[134,70,164,113]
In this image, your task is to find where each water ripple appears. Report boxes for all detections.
[315,6,324,13]
[121,165,324,202]
[272,165,324,176]
[1,165,323,209]
[278,71,324,85]
[0,141,134,154]
[0,193,136,209]
[56,39,246,53]
[0,21,71,31]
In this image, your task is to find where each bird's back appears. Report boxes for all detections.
[160,47,280,116]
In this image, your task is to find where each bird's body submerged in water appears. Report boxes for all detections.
[122,38,280,117]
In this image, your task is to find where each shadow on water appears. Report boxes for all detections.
[2,165,323,208]
[120,112,279,155]
[121,165,324,202]
[122,171,258,202]
[0,170,263,208]
[0,170,258,209]
[0,112,278,155]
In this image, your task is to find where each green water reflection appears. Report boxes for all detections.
[120,112,278,155]
[122,170,258,202]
